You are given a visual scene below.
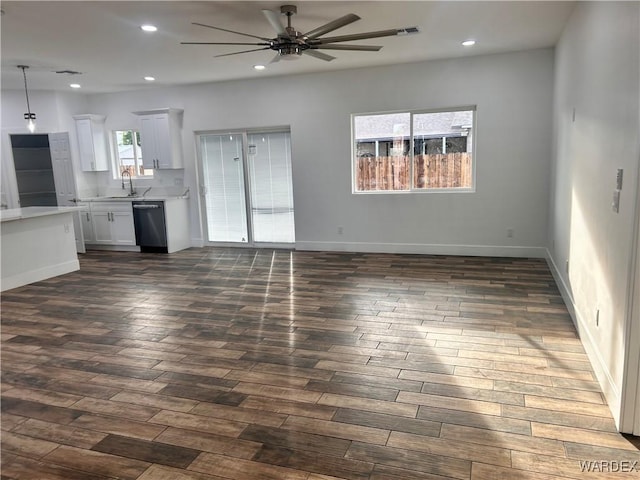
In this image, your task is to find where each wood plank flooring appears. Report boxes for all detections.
[2,248,639,479]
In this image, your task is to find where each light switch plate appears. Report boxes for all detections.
[616,168,623,190]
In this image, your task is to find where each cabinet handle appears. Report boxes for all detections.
[108,212,112,222]
[86,212,90,221]
[91,161,95,170]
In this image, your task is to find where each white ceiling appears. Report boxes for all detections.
[1,1,575,94]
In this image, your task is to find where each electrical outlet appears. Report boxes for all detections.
[174,178,183,186]
[337,226,344,235]
[506,228,514,238]
[612,190,620,213]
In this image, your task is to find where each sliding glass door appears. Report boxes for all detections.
[201,133,248,243]
[247,131,295,243]
[199,129,295,246]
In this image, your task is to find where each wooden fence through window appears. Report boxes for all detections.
[355,153,472,191]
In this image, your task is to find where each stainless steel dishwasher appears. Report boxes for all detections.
[132,201,167,252]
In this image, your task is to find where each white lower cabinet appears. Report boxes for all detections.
[86,202,136,247]
[79,204,96,244]
[82,198,190,252]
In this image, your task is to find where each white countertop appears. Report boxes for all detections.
[1,206,87,223]
[80,195,189,203]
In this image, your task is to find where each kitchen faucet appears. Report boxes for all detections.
[121,170,136,196]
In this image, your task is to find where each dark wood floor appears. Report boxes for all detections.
[2,248,639,479]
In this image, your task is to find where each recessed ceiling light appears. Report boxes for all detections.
[144,76,156,82]
[253,65,266,71]
[462,40,476,47]
[141,25,157,32]
[69,83,81,89]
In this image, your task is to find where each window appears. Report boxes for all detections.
[353,107,475,192]
[113,130,152,178]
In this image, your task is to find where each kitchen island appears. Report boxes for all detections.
[1,206,85,292]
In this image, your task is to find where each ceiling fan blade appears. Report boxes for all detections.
[314,44,382,52]
[192,22,271,42]
[214,47,271,58]
[303,13,360,39]
[303,49,336,62]
[181,42,269,46]
[310,27,419,45]
[262,9,287,36]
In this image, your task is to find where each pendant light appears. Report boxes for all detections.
[18,65,36,133]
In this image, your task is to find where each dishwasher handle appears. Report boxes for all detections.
[133,204,160,209]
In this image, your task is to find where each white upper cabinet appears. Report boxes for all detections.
[134,108,184,169]
[73,114,109,172]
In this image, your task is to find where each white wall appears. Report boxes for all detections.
[549,1,640,429]
[1,49,554,255]
[85,48,554,254]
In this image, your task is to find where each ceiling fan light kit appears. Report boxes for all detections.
[181,4,419,63]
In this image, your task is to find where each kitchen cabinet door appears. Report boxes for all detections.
[74,115,109,172]
[138,115,158,170]
[89,202,135,246]
[92,211,112,243]
[134,109,184,169]
[80,209,96,243]
[153,114,174,169]
[111,210,136,245]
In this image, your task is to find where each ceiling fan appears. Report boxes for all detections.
[181,4,419,62]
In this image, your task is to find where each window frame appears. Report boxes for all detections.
[351,106,477,194]
[111,129,153,180]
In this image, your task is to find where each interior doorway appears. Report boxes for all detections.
[198,129,295,247]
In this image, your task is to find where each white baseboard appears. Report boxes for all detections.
[1,260,80,292]
[85,245,141,252]
[545,249,621,427]
[191,237,205,248]
[295,241,547,258]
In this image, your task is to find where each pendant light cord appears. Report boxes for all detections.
[19,65,32,117]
